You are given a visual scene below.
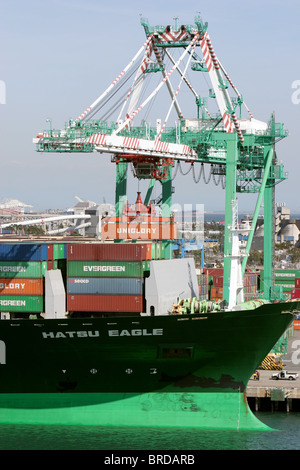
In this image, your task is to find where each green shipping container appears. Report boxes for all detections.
[53,243,66,260]
[0,261,47,279]
[0,295,43,312]
[67,260,144,278]
[142,260,150,272]
[261,270,300,281]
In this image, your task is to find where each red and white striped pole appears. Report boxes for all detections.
[74,34,154,123]
[113,34,199,136]
[156,36,198,142]
[201,32,244,144]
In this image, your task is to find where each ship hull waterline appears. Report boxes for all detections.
[0,302,297,430]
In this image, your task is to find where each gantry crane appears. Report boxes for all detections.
[33,15,288,303]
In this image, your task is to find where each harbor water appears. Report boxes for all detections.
[0,412,299,450]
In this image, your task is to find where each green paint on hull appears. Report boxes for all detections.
[0,300,298,430]
[0,392,270,430]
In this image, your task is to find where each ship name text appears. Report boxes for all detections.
[108,328,163,337]
[42,331,100,339]
[41,329,163,339]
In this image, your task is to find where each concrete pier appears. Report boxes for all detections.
[246,329,300,412]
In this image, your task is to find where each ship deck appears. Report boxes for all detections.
[246,329,300,412]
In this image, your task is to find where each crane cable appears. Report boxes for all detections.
[84,63,144,122]
[172,161,225,188]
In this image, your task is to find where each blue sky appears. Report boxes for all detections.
[1,0,300,214]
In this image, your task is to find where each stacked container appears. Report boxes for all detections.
[0,242,66,315]
[261,269,300,295]
[0,244,43,314]
[243,272,260,300]
[201,267,259,301]
[66,243,152,313]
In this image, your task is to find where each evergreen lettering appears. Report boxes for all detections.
[83,265,126,272]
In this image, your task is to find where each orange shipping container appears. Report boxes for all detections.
[101,222,177,241]
[210,287,223,299]
[294,320,300,330]
[0,278,43,295]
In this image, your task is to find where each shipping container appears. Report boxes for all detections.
[294,320,300,330]
[291,288,300,299]
[213,276,223,287]
[47,244,53,260]
[244,273,259,287]
[150,242,166,260]
[101,221,177,241]
[67,260,144,278]
[261,269,300,281]
[0,295,43,312]
[0,278,43,295]
[210,287,223,300]
[0,243,48,261]
[142,260,151,273]
[67,277,143,295]
[57,243,66,260]
[0,261,47,278]
[49,243,66,260]
[47,260,54,270]
[66,243,152,261]
[295,278,300,288]
[67,294,143,312]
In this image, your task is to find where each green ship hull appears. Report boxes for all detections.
[0,301,297,430]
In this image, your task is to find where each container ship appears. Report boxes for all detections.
[0,234,298,431]
[3,14,298,431]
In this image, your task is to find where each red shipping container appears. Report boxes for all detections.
[214,276,223,287]
[47,260,54,270]
[47,244,54,260]
[203,268,223,277]
[67,243,151,261]
[295,278,300,288]
[67,294,143,312]
[0,278,43,295]
[291,288,300,299]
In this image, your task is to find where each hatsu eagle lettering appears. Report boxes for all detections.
[42,331,100,339]
[108,328,163,337]
[42,329,164,339]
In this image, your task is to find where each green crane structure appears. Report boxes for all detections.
[33,15,288,303]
